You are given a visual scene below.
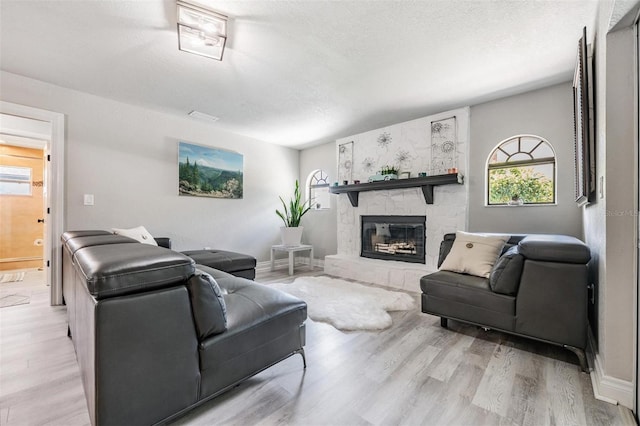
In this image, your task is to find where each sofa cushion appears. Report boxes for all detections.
[61,230,111,243]
[187,270,228,339]
[74,243,195,299]
[112,225,158,246]
[64,234,138,257]
[489,246,524,296]
[439,231,509,278]
[420,270,515,316]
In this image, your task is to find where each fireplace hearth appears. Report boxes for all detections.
[361,215,426,264]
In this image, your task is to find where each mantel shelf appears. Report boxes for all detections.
[329,174,464,207]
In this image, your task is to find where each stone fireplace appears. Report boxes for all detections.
[324,107,470,291]
[361,215,426,264]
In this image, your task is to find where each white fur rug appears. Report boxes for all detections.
[269,276,415,331]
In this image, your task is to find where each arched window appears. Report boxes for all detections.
[486,135,556,205]
[306,169,331,210]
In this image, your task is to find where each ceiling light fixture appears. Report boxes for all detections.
[176,1,227,61]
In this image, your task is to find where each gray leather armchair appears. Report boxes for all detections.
[421,233,591,371]
[61,230,307,425]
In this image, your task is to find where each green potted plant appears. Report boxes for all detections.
[380,165,399,179]
[276,180,312,246]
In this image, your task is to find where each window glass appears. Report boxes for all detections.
[534,143,555,158]
[487,135,555,205]
[500,139,518,155]
[510,152,533,162]
[520,137,540,153]
[0,165,32,196]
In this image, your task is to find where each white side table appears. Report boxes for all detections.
[271,244,314,276]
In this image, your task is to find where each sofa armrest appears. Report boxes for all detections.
[515,260,588,348]
[518,235,590,264]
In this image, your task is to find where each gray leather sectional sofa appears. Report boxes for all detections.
[421,233,591,371]
[61,230,307,425]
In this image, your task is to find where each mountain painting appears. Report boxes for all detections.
[178,142,243,199]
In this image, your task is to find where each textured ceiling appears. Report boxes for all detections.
[0,0,599,148]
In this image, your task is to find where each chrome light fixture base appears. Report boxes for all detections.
[177,1,227,61]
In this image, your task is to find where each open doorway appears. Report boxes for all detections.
[0,102,65,305]
[0,141,47,272]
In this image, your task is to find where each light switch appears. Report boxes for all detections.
[84,194,94,206]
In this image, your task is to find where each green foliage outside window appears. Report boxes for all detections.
[488,167,554,204]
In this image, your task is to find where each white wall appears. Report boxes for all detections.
[581,0,637,408]
[299,141,338,260]
[468,82,582,237]
[0,71,299,261]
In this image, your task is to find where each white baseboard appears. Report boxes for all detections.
[587,330,635,409]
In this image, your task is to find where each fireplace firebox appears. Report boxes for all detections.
[360,215,426,263]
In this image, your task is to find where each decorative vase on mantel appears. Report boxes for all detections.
[280,226,304,246]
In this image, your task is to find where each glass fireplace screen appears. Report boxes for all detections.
[360,215,426,264]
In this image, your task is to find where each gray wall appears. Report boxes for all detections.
[468,82,582,237]
[0,71,299,262]
[299,141,337,259]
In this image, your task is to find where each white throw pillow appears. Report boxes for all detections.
[439,231,509,278]
[112,226,158,246]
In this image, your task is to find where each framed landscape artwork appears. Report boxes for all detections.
[573,26,596,206]
[178,141,243,199]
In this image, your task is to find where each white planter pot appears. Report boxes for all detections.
[280,226,304,246]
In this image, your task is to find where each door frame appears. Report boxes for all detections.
[636,14,640,421]
[636,16,640,419]
[0,101,65,305]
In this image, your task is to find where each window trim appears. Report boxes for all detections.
[485,134,558,206]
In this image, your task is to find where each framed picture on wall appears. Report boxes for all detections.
[573,26,596,206]
[178,141,243,199]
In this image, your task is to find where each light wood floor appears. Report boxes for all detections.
[0,268,636,426]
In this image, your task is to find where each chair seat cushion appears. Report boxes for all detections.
[196,265,306,397]
[420,270,515,315]
[199,278,306,371]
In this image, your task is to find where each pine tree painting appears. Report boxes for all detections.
[178,142,243,199]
